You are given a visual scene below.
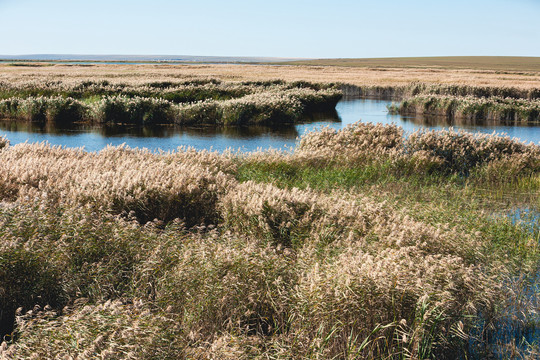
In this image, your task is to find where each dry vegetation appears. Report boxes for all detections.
[3,62,540,127]
[280,56,540,73]
[0,121,539,359]
[1,61,540,88]
[0,63,539,359]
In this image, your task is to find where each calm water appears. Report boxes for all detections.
[1,98,540,152]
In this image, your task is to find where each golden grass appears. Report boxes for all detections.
[0,123,538,358]
[280,56,540,73]
[2,61,540,90]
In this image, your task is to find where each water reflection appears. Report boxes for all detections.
[0,120,301,139]
[402,113,540,129]
[1,98,539,152]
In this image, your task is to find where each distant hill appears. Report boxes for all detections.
[0,54,304,63]
[279,56,540,72]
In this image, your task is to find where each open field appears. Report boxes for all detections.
[0,63,539,358]
[280,56,540,73]
[2,62,540,89]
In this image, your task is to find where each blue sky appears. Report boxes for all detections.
[0,0,539,58]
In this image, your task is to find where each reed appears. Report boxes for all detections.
[393,94,540,124]
[0,123,538,359]
[0,86,341,125]
[341,83,540,100]
[0,135,7,150]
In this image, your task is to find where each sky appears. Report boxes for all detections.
[0,0,539,58]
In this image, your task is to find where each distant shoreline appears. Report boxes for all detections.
[0,59,265,66]
[2,55,539,72]
[0,54,302,64]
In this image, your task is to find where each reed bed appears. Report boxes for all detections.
[0,85,341,125]
[0,79,291,102]
[2,63,540,90]
[4,73,540,127]
[295,122,540,177]
[391,94,540,124]
[342,83,540,100]
[0,122,538,359]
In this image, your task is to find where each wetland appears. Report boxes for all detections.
[0,64,539,359]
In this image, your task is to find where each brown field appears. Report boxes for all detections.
[280,56,540,73]
[2,59,540,89]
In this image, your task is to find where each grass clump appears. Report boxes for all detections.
[90,95,176,124]
[0,96,89,123]
[155,233,295,339]
[0,143,232,224]
[0,246,63,338]
[0,80,342,126]
[2,300,183,359]
[0,122,538,359]
[394,94,540,124]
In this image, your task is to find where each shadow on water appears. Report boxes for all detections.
[0,119,303,152]
[0,120,301,139]
[402,113,540,129]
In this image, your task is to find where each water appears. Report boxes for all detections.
[1,98,540,152]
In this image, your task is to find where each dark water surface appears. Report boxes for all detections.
[1,98,540,152]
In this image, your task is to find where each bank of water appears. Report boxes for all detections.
[1,98,540,152]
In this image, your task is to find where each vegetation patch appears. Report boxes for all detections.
[0,121,538,358]
[0,80,341,125]
[391,94,540,124]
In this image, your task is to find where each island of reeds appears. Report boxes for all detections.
[0,80,341,125]
[0,63,539,359]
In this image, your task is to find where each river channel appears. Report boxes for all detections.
[1,97,539,152]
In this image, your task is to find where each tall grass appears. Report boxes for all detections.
[392,94,540,123]
[342,83,540,100]
[0,87,341,125]
[0,123,538,359]
[0,135,8,150]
